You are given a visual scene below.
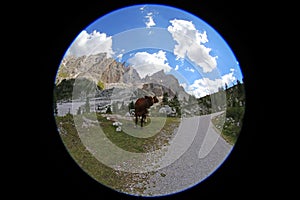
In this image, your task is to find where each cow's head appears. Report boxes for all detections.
[145,96,159,105]
[153,96,159,103]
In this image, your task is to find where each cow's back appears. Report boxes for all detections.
[135,98,150,114]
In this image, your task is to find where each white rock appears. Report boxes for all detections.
[116,126,122,132]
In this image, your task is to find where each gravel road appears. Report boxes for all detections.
[141,112,233,196]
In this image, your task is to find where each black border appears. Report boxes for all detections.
[38,0,270,199]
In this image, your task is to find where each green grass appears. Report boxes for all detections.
[56,114,130,191]
[55,112,181,195]
[58,71,68,78]
[211,107,245,145]
[96,114,180,153]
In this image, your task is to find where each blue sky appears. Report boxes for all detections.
[67,4,243,98]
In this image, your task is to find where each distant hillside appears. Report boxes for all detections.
[210,81,246,144]
[54,77,100,101]
[196,80,245,114]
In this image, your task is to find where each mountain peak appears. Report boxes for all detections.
[56,54,190,101]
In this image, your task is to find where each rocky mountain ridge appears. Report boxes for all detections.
[56,53,190,101]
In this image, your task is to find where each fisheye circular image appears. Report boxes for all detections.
[53,4,245,197]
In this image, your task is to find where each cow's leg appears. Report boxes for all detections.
[141,114,145,127]
[144,109,149,123]
[135,113,138,127]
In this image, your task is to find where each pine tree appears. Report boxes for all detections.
[106,105,112,114]
[162,92,169,105]
[128,101,135,111]
[169,94,181,117]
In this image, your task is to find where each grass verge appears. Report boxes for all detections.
[55,112,180,195]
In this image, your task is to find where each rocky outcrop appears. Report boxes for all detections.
[123,66,142,84]
[142,83,175,97]
[101,60,125,83]
[56,53,191,101]
[143,70,190,101]
[56,53,128,85]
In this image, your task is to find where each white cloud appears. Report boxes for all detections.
[145,12,156,28]
[222,68,236,86]
[140,5,146,11]
[184,67,195,73]
[115,49,125,61]
[127,50,172,78]
[67,30,113,57]
[184,69,236,98]
[116,53,123,61]
[180,82,187,89]
[167,19,217,73]
[174,65,179,71]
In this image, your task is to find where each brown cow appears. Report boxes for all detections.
[134,96,159,127]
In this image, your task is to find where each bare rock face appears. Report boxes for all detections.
[56,53,142,86]
[143,70,190,101]
[56,53,191,101]
[123,66,142,84]
[101,60,125,84]
[142,83,175,97]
